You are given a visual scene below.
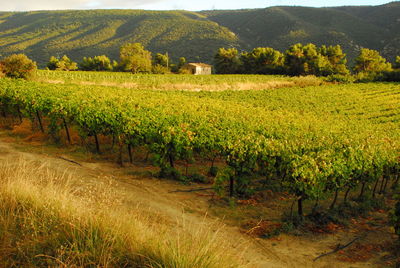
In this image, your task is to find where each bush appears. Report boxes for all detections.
[79,55,113,71]
[208,166,219,177]
[187,173,208,183]
[152,64,171,74]
[0,54,37,79]
[158,166,183,181]
[46,55,77,71]
[381,70,400,82]
[354,71,385,82]
[326,74,355,83]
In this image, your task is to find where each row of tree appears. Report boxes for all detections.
[47,43,188,74]
[214,44,400,77]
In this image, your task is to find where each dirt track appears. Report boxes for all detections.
[0,130,396,268]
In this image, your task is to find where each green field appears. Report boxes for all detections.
[0,75,398,215]
[36,70,323,89]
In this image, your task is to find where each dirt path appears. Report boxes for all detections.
[0,131,396,267]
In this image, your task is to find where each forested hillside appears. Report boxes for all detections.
[0,2,399,66]
[202,2,400,62]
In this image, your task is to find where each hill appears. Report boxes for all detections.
[202,2,400,62]
[0,2,399,67]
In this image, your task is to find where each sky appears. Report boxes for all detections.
[0,0,396,11]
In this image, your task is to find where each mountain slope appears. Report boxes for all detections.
[202,2,400,62]
[0,2,399,67]
[0,10,239,66]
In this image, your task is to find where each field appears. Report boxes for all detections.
[36,70,324,90]
[0,72,399,267]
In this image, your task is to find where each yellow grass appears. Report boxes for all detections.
[0,159,245,267]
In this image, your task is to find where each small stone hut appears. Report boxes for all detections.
[182,63,212,75]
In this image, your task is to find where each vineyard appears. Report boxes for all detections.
[36,70,323,90]
[0,77,399,217]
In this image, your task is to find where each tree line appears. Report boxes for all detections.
[1,42,400,81]
[214,44,400,81]
[46,43,188,74]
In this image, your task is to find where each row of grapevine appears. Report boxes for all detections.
[0,78,398,216]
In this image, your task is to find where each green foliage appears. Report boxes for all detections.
[381,70,400,82]
[178,57,187,69]
[171,57,187,73]
[0,76,398,214]
[119,43,152,74]
[214,48,241,74]
[79,55,113,71]
[284,43,348,76]
[0,54,37,80]
[320,45,349,75]
[153,53,171,73]
[395,56,400,69]
[0,4,399,67]
[353,48,392,74]
[154,53,170,67]
[47,55,77,71]
[203,3,400,63]
[215,44,349,76]
[158,166,183,181]
[240,47,284,74]
[152,64,171,74]
[326,74,354,83]
[208,166,219,177]
[46,56,59,70]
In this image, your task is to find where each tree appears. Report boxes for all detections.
[79,55,113,71]
[178,57,186,69]
[47,56,59,70]
[152,64,171,74]
[353,48,392,73]
[284,43,309,76]
[214,48,241,74]
[46,55,77,71]
[319,45,349,75]
[394,56,400,69]
[153,53,170,74]
[284,43,349,76]
[240,47,284,74]
[0,54,37,79]
[119,43,152,74]
[154,53,169,68]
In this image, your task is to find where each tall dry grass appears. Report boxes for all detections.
[0,159,245,267]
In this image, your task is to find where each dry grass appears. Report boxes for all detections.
[0,159,245,267]
[40,75,323,91]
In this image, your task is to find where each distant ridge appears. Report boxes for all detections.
[0,2,399,67]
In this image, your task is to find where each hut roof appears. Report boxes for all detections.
[186,63,212,68]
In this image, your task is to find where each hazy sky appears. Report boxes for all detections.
[0,0,395,11]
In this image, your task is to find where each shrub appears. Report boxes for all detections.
[79,55,113,71]
[326,74,355,83]
[381,70,400,82]
[152,64,171,74]
[354,71,385,82]
[0,54,37,79]
[46,55,78,71]
[187,173,208,183]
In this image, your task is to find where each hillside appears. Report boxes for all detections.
[0,2,399,66]
[0,10,239,66]
[202,2,400,62]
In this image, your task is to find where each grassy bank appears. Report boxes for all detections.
[0,159,243,267]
